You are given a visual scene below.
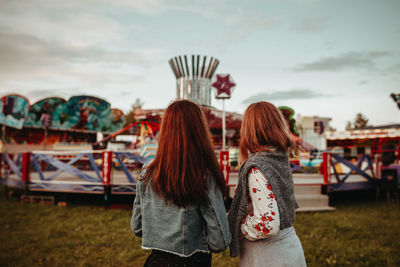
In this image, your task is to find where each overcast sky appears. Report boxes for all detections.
[0,0,399,131]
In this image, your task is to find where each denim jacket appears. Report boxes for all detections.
[131,172,231,257]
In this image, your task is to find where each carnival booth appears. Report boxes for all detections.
[0,94,156,203]
[325,125,400,196]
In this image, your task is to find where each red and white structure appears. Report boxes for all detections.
[169,55,219,106]
[211,73,236,151]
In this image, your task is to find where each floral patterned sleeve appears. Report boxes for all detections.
[241,167,280,241]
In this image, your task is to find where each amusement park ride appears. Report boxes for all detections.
[0,57,399,207]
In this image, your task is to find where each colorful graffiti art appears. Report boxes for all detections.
[0,98,3,125]
[100,108,126,133]
[24,97,67,127]
[52,95,119,132]
[0,95,30,129]
[52,102,80,129]
[1,94,126,133]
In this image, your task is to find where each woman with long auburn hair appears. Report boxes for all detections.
[131,100,231,267]
[228,101,306,267]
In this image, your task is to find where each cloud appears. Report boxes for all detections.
[323,41,336,50]
[0,1,131,47]
[0,0,228,21]
[390,63,400,72]
[0,87,85,103]
[222,14,326,44]
[0,30,163,102]
[25,88,84,100]
[0,32,164,76]
[103,0,167,15]
[293,0,321,6]
[162,0,228,19]
[293,51,391,72]
[25,89,68,98]
[0,33,64,76]
[241,89,329,104]
[220,16,281,43]
[291,17,328,33]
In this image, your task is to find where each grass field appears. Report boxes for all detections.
[1,187,399,267]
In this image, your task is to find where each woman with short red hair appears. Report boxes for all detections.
[228,101,306,266]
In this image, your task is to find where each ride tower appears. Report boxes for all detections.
[169,55,219,106]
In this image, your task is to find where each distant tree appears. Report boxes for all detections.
[390,93,400,110]
[124,98,144,126]
[133,98,144,109]
[345,121,352,131]
[353,113,370,129]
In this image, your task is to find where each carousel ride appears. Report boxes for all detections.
[0,94,159,203]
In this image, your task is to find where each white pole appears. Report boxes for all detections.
[222,99,226,151]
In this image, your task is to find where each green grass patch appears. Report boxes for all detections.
[1,186,399,266]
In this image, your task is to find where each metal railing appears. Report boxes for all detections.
[0,150,148,195]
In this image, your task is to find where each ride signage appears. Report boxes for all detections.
[211,73,236,151]
[211,74,236,99]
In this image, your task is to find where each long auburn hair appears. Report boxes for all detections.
[239,101,296,164]
[142,100,226,207]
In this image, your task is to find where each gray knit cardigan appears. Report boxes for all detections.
[227,151,298,257]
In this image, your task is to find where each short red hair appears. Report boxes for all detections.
[239,101,295,163]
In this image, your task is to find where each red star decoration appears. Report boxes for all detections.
[211,74,236,98]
